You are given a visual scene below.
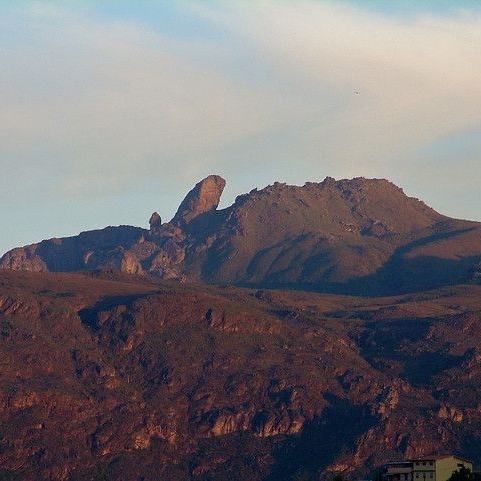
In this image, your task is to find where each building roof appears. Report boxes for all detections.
[381,455,473,469]
[408,455,472,465]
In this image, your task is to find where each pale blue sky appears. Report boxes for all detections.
[1,1,481,255]
[342,0,481,14]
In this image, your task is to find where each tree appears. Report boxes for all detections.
[447,466,474,481]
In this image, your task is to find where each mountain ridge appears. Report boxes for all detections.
[2,175,480,295]
[2,175,481,479]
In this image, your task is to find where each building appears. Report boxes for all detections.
[380,456,473,481]
[381,461,414,481]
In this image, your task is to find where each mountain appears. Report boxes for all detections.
[1,269,481,480]
[2,175,481,295]
[2,176,481,480]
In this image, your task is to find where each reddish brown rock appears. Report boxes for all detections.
[171,174,226,226]
[1,270,481,479]
[3,175,481,296]
[0,245,47,272]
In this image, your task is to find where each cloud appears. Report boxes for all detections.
[0,2,308,198]
[183,1,481,219]
[1,0,480,253]
[195,2,481,164]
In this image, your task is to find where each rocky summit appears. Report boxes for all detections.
[2,175,481,295]
[171,174,226,227]
[1,176,481,481]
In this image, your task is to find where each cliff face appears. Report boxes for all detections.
[171,174,226,227]
[1,270,481,480]
[0,226,146,273]
[2,175,481,295]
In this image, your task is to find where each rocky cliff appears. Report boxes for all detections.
[171,174,226,227]
[1,270,481,480]
[2,175,481,295]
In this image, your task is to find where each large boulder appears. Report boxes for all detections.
[171,175,226,227]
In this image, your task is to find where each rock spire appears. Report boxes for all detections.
[171,175,226,226]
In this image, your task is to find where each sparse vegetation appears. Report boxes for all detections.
[1,269,481,480]
[447,467,474,481]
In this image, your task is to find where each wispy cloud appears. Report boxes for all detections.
[193,2,481,169]
[1,1,480,253]
[0,3,309,195]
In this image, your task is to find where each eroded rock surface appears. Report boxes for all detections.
[2,175,481,295]
[1,270,481,480]
[171,174,226,227]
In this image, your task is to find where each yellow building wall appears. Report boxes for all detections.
[435,456,473,481]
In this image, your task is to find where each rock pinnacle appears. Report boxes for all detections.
[172,175,226,226]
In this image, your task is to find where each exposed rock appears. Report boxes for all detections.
[171,174,226,227]
[0,245,47,272]
[252,409,304,437]
[438,405,464,422]
[120,251,143,275]
[209,411,251,436]
[149,212,162,231]
[3,175,481,296]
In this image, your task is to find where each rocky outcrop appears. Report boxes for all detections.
[1,270,481,480]
[148,211,162,232]
[0,245,48,272]
[2,175,481,295]
[171,174,226,227]
[0,226,146,273]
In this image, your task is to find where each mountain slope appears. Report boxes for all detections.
[2,175,481,295]
[1,270,481,480]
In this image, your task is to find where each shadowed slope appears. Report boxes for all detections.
[2,271,481,479]
[2,176,481,295]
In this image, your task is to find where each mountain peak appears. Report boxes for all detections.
[171,175,226,227]
[1,174,480,295]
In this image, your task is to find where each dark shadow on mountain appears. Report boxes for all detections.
[342,254,480,296]
[237,227,480,296]
[237,253,479,296]
[356,318,432,354]
[355,318,468,386]
[183,209,227,238]
[264,393,377,481]
[78,293,148,333]
[402,351,467,385]
[338,227,480,295]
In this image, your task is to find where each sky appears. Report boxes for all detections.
[1,0,481,255]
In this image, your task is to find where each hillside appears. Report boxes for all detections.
[1,270,481,480]
[2,175,481,295]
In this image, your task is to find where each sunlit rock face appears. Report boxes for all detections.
[171,174,226,227]
[2,174,481,296]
